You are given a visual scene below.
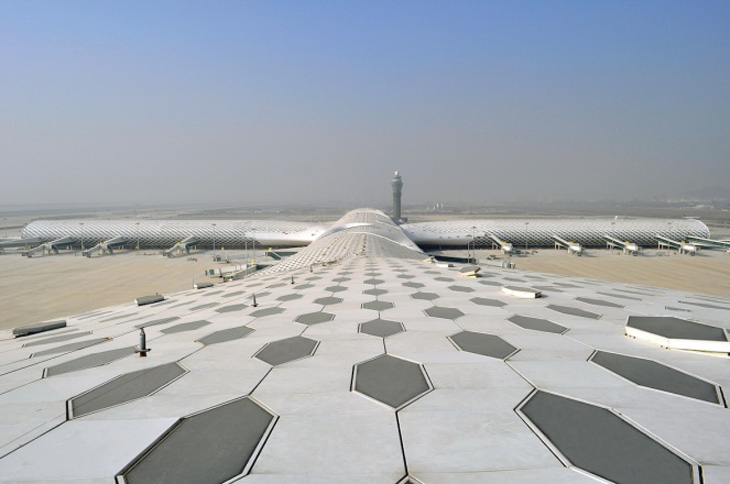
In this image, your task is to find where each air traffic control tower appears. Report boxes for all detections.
[391,171,403,223]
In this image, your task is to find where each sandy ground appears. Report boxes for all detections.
[0,249,227,331]
[475,248,730,298]
[2,244,729,332]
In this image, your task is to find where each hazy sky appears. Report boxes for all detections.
[1,1,729,207]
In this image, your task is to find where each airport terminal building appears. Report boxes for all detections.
[1,208,729,483]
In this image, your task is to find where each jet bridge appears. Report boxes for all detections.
[0,237,43,253]
[552,235,583,256]
[603,235,640,255]
[489,234,514,255]
[656,235,699,255]
[686,236,730,252]
[82,236,128,257]
[22,237,76,258]
[163,236,200,258]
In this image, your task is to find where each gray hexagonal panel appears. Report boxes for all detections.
[470,297,506,308]
[364,288,388,296]
[576,297,624,309]
[678,300,730,310]
[118,397,276,484]
[215,304,248,313]
[448,285,474,293]
[411,292,440,301]
[23,331,91,347]
[435,277,454,282]
[314,296,343,306]
[44,347,136,377]
[197,326,254,345]
[424,306,464,320]
[508,315,568,334]
[70,362,186,418]
[360,319,405,338]
[591,351,720,404]
[135,317,180,329]
[364,278,385,285]
[250,307,285,318]
[353,354,431,409]
[31,338,109,358]
[254,336,319,366]
[325,285,348,293]
[548,304,601,319]
[190,302,219,311]
[403,282,425,288]
[627,316,727,341]
[362,300,395,311]
[277,293,303,302]
[295,311,336,325]
[449,331,518,360]
[161,320,211,334]
[520,391,693,484]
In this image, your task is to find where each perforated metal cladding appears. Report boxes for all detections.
[21,214,710,250]
[403,218,710,248]
[261,209,426,274]
[22,219,325,248]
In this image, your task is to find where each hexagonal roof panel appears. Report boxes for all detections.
[23,331,91,347]
[325,285,348,293]
[69,362,186,418]
[249,307,285,318]
[197,326,254,345]
[576,297,624,309]
[364,278,385,285]
[353,354,431,409]
[547,304,601,319]
[31,338,109,358]
[627,316,727,341]
[360,319,405,338]
[190,302,219,311]
[295,311,336,325]
[135,317,180,329]
[508,315,568,334]
[591,351,720,404]
[403,281,425,288]
[362,300,395,311]
[160,320,211,334]
[254,336,319,366]
[520,391,694,484]
[424,306,464,320]
[277,293,303,302]
[448,285,474,293]
[44,347,136,377]
[118,397,276,484]
[363,288,388,296]
[411,292,440,301]
[314,296,343,306]
[449,331,518,360]
[470,297,506,308]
